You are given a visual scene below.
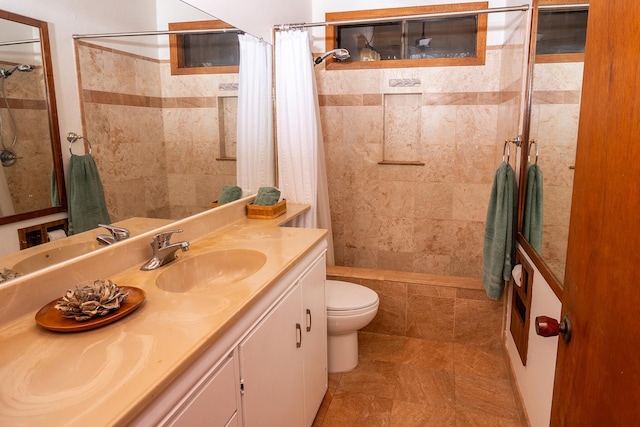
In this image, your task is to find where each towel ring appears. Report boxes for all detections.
[502,140,510,164]
[67,131,92,155]
[528,140,538,164]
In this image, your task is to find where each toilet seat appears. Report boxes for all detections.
[326,280,379,315]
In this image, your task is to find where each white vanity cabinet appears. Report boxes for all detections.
[239,252,327,427]
[133,245,327,427]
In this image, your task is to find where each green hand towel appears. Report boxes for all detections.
[522,163,543,252]
[254,187,281,206]
[51,164,59,207]
[218,185,242,204]
[67,154,110,235]
[482,162,518,301]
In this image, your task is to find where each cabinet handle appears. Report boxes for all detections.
[296,323,302,348]
[306,308,312,332]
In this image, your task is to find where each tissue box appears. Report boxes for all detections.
[247,199,287,219]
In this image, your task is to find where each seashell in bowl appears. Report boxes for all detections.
[54,279,129,322]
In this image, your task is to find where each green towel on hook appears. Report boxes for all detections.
[522,163,543,252]
[254,187,281,206]
[51,164,59,207]
[482,162,518,301]
[67,154,110,235]
[217,185,242,204]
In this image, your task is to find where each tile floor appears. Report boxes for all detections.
[312,331,524,427]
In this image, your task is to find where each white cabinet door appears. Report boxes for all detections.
[300,254,327,427]
[167,353,238,427]
[239,284,304,427]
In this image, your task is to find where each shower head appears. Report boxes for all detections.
[0,64,33,79]
[314,48,350,65]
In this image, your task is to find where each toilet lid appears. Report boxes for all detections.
[325,280,379,311]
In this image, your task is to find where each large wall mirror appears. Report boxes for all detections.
[0,10,66,226]
[0,0,274,278]
[518,0,588,293]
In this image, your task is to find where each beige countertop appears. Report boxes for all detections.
[0,201,326,426]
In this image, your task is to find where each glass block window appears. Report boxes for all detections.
[325,2,488,70]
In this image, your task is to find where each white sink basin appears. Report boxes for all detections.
[12,241,102,274]
[155,249,267,293]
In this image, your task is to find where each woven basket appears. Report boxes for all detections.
[247,199,287,219]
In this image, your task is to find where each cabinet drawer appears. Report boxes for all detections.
[168,354,237,427]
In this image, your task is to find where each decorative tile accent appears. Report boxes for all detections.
[389,78,421,87]
[219,82,238,91]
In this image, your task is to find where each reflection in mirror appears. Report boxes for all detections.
[0,10,66,226]
[0,1,273,280]
[75,4,242,223]
[521,1,587,285]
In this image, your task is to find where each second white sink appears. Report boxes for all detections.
[155,249,267,293]
[12,241,102,275]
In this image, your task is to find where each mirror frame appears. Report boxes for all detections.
[0,10,66,226]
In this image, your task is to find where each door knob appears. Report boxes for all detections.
[535,314,572,343]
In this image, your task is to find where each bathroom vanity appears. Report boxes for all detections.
[0,199,328,426]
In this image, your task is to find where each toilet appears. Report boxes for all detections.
[325,280,379,373]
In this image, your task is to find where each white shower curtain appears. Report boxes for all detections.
[0,166,15,216]
[237,34,274,191]
[275,30,335,265]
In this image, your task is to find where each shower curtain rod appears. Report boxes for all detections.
[0,38,40,47]
[274,4,530,30]
[72,27,242,40]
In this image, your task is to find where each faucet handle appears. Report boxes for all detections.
[98,224,130,241]
[152,229,183,248]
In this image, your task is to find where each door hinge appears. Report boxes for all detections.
[240,379,245,395]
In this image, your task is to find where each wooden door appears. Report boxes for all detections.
[550,1,640,425]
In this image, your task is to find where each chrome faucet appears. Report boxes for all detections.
[140,229,190,271]
[96,224,130,245]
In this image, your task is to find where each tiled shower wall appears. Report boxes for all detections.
[317,23,527,279]
[76,41,237,222]
[1,64,52,215]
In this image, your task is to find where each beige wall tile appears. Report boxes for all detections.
[362,279,407,336]
[406,293,455,341]
[453,298,503,347]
